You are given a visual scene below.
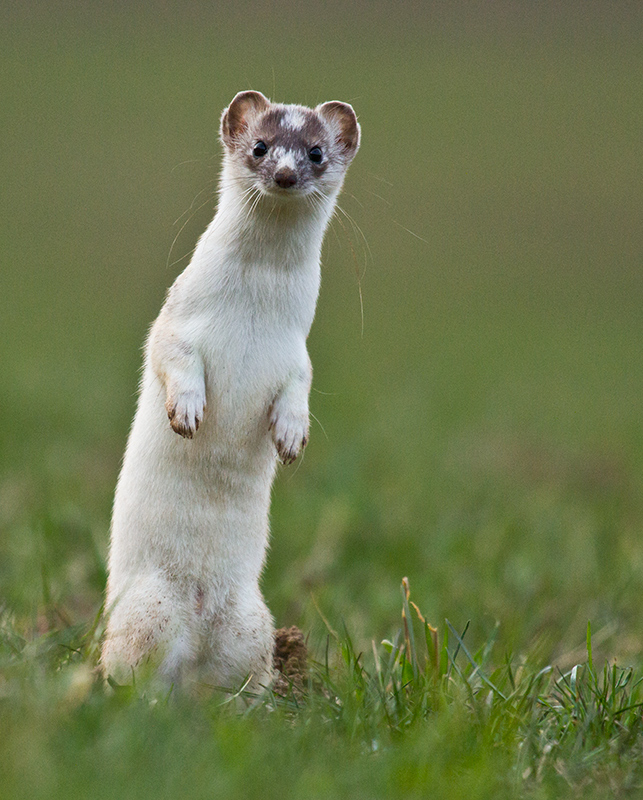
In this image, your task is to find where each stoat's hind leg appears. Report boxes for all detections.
[199,587,276,694]
[102,573,197,688]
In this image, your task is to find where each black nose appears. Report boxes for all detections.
[274,169,297,189]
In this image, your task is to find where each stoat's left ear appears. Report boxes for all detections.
[316,101,361,159]
[221,91,270,147]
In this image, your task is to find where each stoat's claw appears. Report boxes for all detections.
[269,404,309,465]
[166,390,206,439]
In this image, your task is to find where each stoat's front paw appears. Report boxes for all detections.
[166,390,206,439]
[269,404,309,465]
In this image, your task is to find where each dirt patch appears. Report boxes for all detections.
[273,626,307,696]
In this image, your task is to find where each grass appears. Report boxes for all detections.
[1,2,643,797]
[3,580,643,798]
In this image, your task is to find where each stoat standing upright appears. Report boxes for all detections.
[102,91,360,690]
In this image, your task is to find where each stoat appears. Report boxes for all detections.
[101,91,360,690]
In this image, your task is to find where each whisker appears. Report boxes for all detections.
[265,198,278,225]
[334,203,372,263]
[167,192,217,271]
[244,190,263,227]
[173,182,217,227]
[342,191,364,209]
[167,244,198,271]
[171,158,207,173]
[309,410,329,441]
[365,189,391,206]
[331,209,366,337]
[305,192,325,218]
[286,446,305,480]
[392,220,429,245]
[368,171,394,187]
[239,190,258,228]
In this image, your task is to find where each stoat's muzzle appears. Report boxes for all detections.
[273,168,297,189]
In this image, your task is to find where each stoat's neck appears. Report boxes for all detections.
[202,161,339,267]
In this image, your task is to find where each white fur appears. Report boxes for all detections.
[102,95,358,692]
[283,108,306,130]
[275,151,297,171]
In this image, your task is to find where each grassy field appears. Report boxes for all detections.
[2,2,643,796]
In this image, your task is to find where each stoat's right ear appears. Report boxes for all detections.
[316,101,361,160]
[220,91,270,147]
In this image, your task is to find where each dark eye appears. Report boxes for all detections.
[253,141,268,158]
[308,146,323,164]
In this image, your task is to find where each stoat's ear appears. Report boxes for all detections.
[221,91,270,147]
[316,101,360,159]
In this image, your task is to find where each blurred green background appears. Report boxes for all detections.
[1,0,642,664]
